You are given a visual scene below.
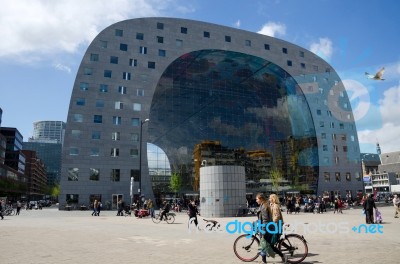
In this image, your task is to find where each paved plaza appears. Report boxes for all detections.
[1,205,399,264]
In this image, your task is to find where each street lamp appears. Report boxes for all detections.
[139,118,150,199]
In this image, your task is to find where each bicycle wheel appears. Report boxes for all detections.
[233,234,260,262]
[9,209,15,216]
[278,234,308,264]
[151,214,161,224]
[166,214,175,224]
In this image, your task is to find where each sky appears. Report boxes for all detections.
[1,0,399,154]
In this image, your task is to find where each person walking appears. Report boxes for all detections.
[0,199,4,220]
[363,194,376,224]
[187,200,199,227]
[147,199,155,218]
[393,194,400,218]
[16,201,22,215]
[96,201,102,216]
[91,200,98,216]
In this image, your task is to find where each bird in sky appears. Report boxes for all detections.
[365,67,385,80]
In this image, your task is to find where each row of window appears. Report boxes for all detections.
[72,115,141,126]
[71,130,139,142]
[69,147,139,157]
[79,83,145,96]
[321,133,351,141]
[322,145,348,152]
[68,168,139,182]
[321,156,358,165]
[76,99,142,112]
[324,172,361,182]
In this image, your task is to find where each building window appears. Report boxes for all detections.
[66,194,79,204]
[137,89,144,96]
[84,68,93,75]
[157,36,164,43]
[330,122,335,128]
[176,39,183,47]
[131,118,139,126]
[110,148,119,157]
[110,56,118,64]
[129,59,137,67]
[90,54,99,61]
[104,70,112,78]
[148,61,155,69]
[115,101,123,110]
[123,72,131,80]
[90,148,99,156]
[115,29,123,37]
[343,146,348,152]
[112,132,120,141]
[76,98,85,106]
[335,172,341,181]
[99,84,108,92]
[92,131,101,140]
[157,22,164,30]
[90,168,100,181]
[319,121,324,127]
[68,168,79,181]
[93,115,102,123]
[181,27,187,34]
[136,32,144,40]
[245,40,251,46]
[341,134,347,141]
[323,145,328,151]
[130,148,139,157]
[264,44,270,50]
[69,147,79,156]
[133,103,141,111]
[71,130,81,139]
[113,116,122,125]
[204,31,210,38]
[80,82,89,91]
[324,172,330,182]
[316,109,321,115]
[300,63,306,69]
[355,172,361,181]
[313,65,319,71]
[100,40,107,48]
[346,173,351,181]
[73,114,83,122]
[120,43,128,51]
[299,51,305,57]
[282,48,287,54]
[139,46,147,54]
[335,156,339,164]
[321,133,326,139]
[339,123,344,129]
[118,86,127,94]
[131,133,139,142]
[225,36,231,42]
[110,169,120,182]
[96,100,104,107]
[159,49,166,57]
[287,60,292,66]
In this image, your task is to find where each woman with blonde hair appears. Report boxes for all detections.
[269,194,283,224]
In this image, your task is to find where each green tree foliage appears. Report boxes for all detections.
[50,184,60,197]
[269,168,283,193]
[169,172,182,196]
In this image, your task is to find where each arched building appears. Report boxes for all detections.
[59,17,363,208]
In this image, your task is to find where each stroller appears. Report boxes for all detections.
[375,208,383,224]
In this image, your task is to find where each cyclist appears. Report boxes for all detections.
[159,200,171,221]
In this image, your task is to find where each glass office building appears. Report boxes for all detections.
[60,18,363,208]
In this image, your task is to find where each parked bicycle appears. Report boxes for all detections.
[4,205,15,216]
[151,211,176,224]
[233,223,308,264]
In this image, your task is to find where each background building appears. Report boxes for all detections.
[30,121,65,144]
[60,17,363,208]
[21,150,47,200]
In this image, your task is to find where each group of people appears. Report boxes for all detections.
[256,193,287,263]
[91,199,102,216]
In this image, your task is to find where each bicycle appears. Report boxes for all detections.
[233,223,308,264]
[4,206,15,216]
[151,211,175,224]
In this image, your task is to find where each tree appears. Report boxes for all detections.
[169,172,182,197]
[269,168,283,194]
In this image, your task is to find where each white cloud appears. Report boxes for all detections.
[309,38,333,61]
[358,84,400,153]
[0,0,185,62]
[257,22,286,37]
[53,63,71,73]
[234,20,241,28]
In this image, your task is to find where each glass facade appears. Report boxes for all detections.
[148,50,318,194]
